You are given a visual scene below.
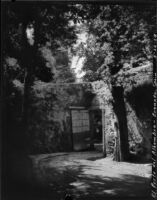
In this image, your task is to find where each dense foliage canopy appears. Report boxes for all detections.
[2,3,155,156]
[76,5,156,83]
[2,2,86,153]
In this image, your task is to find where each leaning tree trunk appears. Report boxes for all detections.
[112,86,129,161]
[6,21,36,191]
[20,21,37,154]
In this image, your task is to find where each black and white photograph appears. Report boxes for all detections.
[1,1,156,200]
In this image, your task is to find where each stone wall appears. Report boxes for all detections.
[27,80,114,154]
[90,81,115,155]
[26,66,153,160]
[114,63,153,161]
[27,81,94,154]
[105,63,153,160]
[125,83,153,161]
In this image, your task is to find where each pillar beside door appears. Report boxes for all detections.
[102,109,106,157]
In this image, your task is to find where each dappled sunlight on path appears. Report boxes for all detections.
[28,152,151,200]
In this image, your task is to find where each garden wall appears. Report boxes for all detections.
[20,63,152,160]
[27,82,94,154]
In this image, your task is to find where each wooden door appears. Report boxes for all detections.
[71,109,90,151]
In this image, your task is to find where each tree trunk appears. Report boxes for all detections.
[113,122,121,161]
[112,86,129,161]
[21,22,36,154]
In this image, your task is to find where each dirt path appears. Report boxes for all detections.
[25,151,152,200]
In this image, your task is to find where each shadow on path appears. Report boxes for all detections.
[6,152,151,200]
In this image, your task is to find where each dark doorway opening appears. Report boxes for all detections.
[90,109,104,153]
[92,110,102,143]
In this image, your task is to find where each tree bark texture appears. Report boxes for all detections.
[112,86,129,161]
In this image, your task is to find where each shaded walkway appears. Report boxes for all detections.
[8,152,152,200]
